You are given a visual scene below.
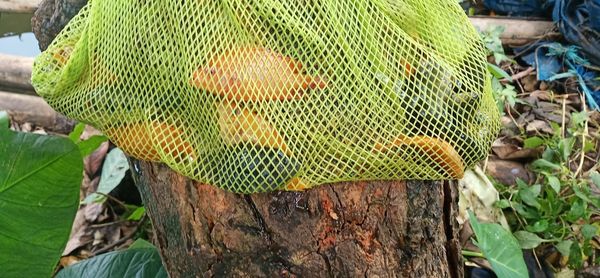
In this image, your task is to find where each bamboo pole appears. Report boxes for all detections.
[0,0,41,13]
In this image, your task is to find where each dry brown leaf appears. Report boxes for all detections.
[63,208,90,256]
[84,141,109,177]
[82,175,100,198]
[59,256,81,268]
[516,111,536,128]
[104,225,122,246]
[533,102,566,123]
[32,129,47,135]
[80,124,103,140]
[92,230,104,246]
[528,90,553,102]
[21,122,32,132]
[526,120,554,135]
[460,219,474,245]
[522,75,539,92]
[491,138,543,160]
[499,116,520,137]
[84,203,105,222]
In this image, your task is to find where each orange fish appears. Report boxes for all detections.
[51,45,74,66]
[285,177,311,191]
[106,121,196,162]
[50,44,118,86]
[191,47,326,101]
[217,102,290,155]
[374,135,465,179]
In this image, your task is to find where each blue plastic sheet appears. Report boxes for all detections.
[483,0,554,16]
[516,42,600,110]
[484,0,600,65]
[553,0,600,65]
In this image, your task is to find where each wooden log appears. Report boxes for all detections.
[131,161,463,277]
[0,0,41,13]
[0,91,74,133]
[469,16,558,45]
[0,54,35,93]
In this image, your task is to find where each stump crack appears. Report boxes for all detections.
[330,186,346,230]
[243,194,273,244]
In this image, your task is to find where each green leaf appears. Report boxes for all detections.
[556,240,573,256]
[573,185,596,206]
[523,137,544,149]
[469,211,528,278]
[566,200,586,222]
[591,171,600,187]
[513,203,539,219]
[568,241,583,269]
[500,85,518,108]
[531,159,561,171]
[514,231,547,249]
[77,135,108,157]
[583,141,595,153]
[558,138,575,162]
[127,206,146,221]
[546,175,561,194]
[527,219,549,233]
[518,184,541,209]
[488,63,512,81]
[128,239,155,250]
[69,122,86,142]
[581,224,598,240]
[56,247,167,278]
[0,111,8,130]
[570,111,588,128]
[83,148,129,204]
[495,199,511,209]
[0,129,83,278]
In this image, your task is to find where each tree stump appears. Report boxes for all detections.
[33,1,463,276]
[130,160,463,278]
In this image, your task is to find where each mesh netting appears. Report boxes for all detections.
[32,0,501,193]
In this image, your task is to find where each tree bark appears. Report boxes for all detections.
[32,1,463,277]
[130,160,462,278]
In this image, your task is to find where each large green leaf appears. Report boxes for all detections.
[469,211,528,278]
[0,127,83,277]
[57,246,167,278]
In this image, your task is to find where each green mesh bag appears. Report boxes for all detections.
[32,0,501,193]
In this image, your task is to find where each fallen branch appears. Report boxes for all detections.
[469,16,558,45]
[0,0,41,13]
[0,54,35,93]
[0,91,74,133]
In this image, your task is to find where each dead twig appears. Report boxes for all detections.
[91,214,147,256]
[574,94,589,178]
[501,67,535,83]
